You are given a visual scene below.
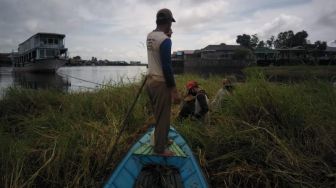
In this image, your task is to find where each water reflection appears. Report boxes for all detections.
[0,66,147,94]
[13,72,70,91]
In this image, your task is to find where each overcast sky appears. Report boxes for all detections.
[0,0,335,62]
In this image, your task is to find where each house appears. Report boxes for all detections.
[275,46,308,65]
[325,46,336,54]
[171,50,194,73]
[254,47,277,66]
[325,47,336,65]
[200,43,243,59]
[185,43,252,69]
[172,42,336,72]
[273,46,336,65]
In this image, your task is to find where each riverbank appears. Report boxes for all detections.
[64,64,148,67]
[0,72,335,187]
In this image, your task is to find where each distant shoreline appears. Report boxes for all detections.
[0,64,148,68]
[64,64,148,67]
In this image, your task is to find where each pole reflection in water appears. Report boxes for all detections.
[13,72,71,91]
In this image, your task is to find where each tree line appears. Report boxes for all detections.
[236,30,327,51]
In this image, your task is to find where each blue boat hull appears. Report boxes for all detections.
[104,127,209,188]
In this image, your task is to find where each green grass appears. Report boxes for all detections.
[1,73,335,187]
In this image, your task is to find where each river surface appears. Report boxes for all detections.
[0,66,147,96]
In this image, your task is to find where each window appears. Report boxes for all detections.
[39,49,45,58]
[54,39,59,44]
[48,38,53,44]
[41,38,47,45]
[46,49,54,57]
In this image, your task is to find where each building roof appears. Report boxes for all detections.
[19,32,66,46]
[194,49,202,54]
[202,43,243,51]
[276,46,306,51]
[254,47,276,54]
[326,46,336,52]
[183,50,195,54]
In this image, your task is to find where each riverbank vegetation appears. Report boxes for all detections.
[1,72,335,187]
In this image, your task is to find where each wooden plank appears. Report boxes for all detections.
[133,143,187,157]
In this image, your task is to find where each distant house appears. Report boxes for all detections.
[320,46,336,65]
[201,43,243,60]
[325,47,336,60]
[171,51,189,73]
[130,61,141,65]
[176,43,252,70]
[0,53,11,66]
[325,46,336,54]
[172,43,336,71]
[254,47,277,66]
[272,46,336,65]
[275,46,307,65]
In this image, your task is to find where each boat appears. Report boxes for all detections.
[11,33,68,72]
[104,126,209,188]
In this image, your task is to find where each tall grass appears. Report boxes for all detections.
[175,71,336,187]
[0,82,150,187]
[1,73,335,187]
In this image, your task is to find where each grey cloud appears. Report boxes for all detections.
[258,14,303,38]
[317,10,336,28]
[174,0,229,31]
[329,40,336,47]
[137,0,218,6]
[0,0,335,62]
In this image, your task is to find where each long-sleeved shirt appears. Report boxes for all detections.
[160,38,175,87]
[211,87,231,110]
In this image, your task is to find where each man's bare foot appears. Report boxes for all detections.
[155,149,175,157]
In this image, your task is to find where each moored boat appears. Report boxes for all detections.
[11,33,68,73]
[104,126,209,188]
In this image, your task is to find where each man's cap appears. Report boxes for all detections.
[156,8,176,22]
[186,80,198,90]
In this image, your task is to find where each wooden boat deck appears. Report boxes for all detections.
[104,127,209,188]
[133,142,187,157]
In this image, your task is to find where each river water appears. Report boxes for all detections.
[0,66,147,96]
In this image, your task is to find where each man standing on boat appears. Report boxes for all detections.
[146,8,179,156]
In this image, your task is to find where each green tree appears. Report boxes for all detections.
[73,56,81,60]
[250,34,259,48]
[236,34,251,48]
[314,41,327,51]
[274,30,294,48]
[257,40,265,48]
[292,30,308,47]
[266,36,275,48]
[274,30,309,48]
